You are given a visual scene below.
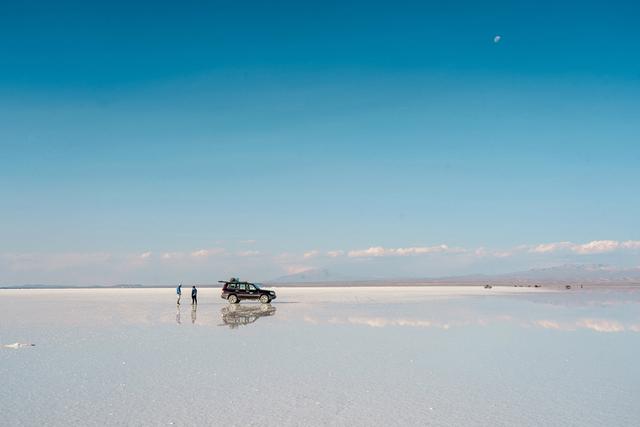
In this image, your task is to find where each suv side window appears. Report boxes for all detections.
[239,283,247,291]
[248,284,256,291]
[227,283,237,290]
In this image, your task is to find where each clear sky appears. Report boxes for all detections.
[1,0,639,284]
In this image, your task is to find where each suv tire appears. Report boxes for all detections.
[260,295,270,304]
[228,294,239,304]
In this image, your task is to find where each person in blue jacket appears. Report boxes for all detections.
[191,286,198,305]
[176,283,182,305]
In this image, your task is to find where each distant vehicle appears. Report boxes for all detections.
[484,284,493,289]
[219,278,276,304]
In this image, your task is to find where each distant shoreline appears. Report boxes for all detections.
[2,281,640,290]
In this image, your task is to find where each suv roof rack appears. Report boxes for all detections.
[218,280,254,285]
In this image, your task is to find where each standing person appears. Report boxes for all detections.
[176,283,182,305]
[191,285,198,305]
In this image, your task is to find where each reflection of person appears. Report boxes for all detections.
[191,304,197,324]
[191,286,198,305]
[176,306,181,324]
[176,283,182,305]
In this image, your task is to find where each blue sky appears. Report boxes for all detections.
[1,0,639,284]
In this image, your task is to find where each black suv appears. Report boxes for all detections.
[219,279,276,304]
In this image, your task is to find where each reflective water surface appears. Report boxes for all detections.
[1,286,639,426]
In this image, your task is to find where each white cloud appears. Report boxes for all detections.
[533,319,637,333]
[528,240,640,255]
[576,319,625,333]
[190,248,225,258]
[127,251,153,267]
[535,320,566,330]
[393,245,450,255]
[621,240,640,250]
[571,240,620,255]
[237,250,260,257]
[161,252,183,260]
[530,242,573,253]
[347,245,453,258]
[492,250,512,258]
[475,247,513,258]
[327,250,345,258]
[342,238,639,260]
[162,249,223,261]
[348,246,386,258]
[303,250,320,259]
[191,249,210,258]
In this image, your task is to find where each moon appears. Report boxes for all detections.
[493,35,501,43]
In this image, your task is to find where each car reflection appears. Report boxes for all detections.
[219,304,277,328]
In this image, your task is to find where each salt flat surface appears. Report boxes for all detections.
[1,286,639,426]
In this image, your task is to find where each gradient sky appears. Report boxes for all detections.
[1,0,639,284]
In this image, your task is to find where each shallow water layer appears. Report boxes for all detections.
[1,286,639,426]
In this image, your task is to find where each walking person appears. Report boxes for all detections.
[191,285,198,305]
[176,283,182,305]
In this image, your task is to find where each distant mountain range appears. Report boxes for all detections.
[0,284,145,290]
[267,268,361,284]
[267,264,640,286]
[3,265,640,289]
[491,264,640,284]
